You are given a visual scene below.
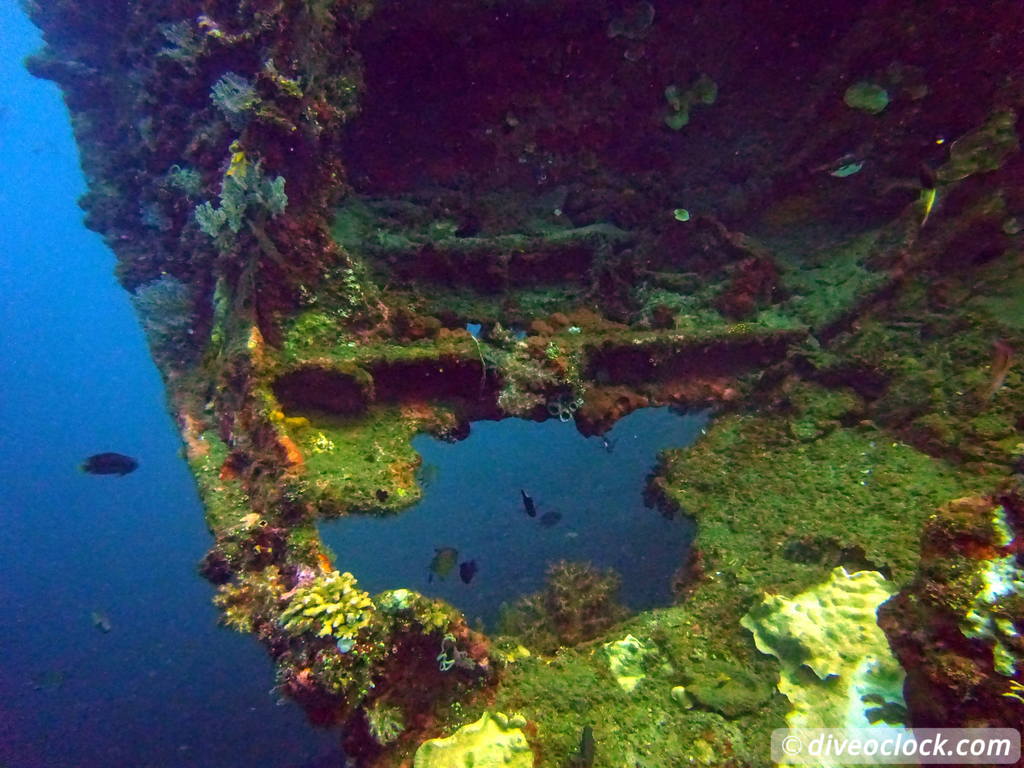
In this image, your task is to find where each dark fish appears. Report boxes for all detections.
[599,435,616,453]
[91,610,112,633]
[539,511,562,528]
[574,725,595,767]
[80,452,138,476]
[459,560,478,584]
[428,547,459,582]
[520,489,537,517]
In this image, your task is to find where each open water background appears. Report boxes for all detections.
[0,7,338,767]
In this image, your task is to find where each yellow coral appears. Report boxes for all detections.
[1003,680,1024,704]
[226,140,248,179]
[238,512,263,529]
[308,431,335,453]
[280,570,374,639]
[414,712,532,768]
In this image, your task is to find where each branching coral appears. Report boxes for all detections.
[195,144,287,245]
[500,560,627,652]
[490,341,581,418]
[279,586,479,718]
[210,72,261,124]
[164,164,203,198]
[279,570,374,639]
[129,274,198,366]
[366,701,405,745]
[157,20,204,70]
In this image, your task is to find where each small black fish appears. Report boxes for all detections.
[599,435,616,453]
[459,559,478,584]
[539,510,562,528]
[520,489,537,517]
[81,452,138,476]
[573,725,595,768]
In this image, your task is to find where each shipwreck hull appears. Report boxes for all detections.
[27,0,1024,763]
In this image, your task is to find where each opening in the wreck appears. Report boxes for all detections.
[319,406,704,630]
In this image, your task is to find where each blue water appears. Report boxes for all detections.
[321,408,704,628]
[0,8,337,767]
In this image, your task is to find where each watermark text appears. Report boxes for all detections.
[771,728,1020,764]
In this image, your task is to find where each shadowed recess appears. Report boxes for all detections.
[320,407,705,628]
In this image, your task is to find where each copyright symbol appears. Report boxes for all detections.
[781,735,803,756]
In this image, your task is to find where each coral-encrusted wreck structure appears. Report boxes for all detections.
[27,0,1024,763]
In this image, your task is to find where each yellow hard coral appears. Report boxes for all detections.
[413,712,532,768]
[741,567,905,729]
[280,570,374,639]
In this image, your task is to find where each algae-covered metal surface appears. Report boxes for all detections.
[21,0,1024,765]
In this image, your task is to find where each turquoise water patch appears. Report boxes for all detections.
[320,407,705,628]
